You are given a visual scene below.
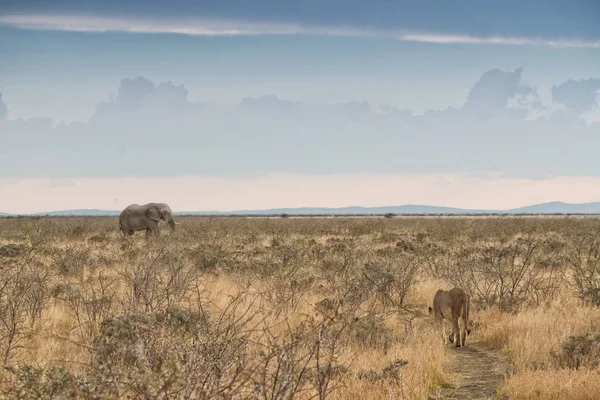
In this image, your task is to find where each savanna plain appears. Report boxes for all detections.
[0,215,599,399]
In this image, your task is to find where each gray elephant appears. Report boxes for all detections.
[119,202,177,237]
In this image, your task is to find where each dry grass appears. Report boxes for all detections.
[506,369,600,400]
[479,302,600,368]
[0,216,599,399]
[477,302,600,400]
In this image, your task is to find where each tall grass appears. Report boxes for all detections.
[478,296,600,399]
[0,215,599,398]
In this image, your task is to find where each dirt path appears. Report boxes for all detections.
[429,338,510,400]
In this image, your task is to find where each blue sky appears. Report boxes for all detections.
[1,0,600,212]
[1,0,599,120]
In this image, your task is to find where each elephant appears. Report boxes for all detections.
[119,202,177,237]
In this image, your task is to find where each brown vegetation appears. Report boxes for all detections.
[0,216,598,399]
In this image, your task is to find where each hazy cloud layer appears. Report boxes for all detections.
[0,93,7,120]
[1,68,599,180]
[552,78,600,115]
[238,95,300,113]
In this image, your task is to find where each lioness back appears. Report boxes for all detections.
[431,287,468,317]
[429,286,471,347]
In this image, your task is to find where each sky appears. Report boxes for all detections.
[1,0,600,213]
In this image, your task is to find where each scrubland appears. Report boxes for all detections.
[0,215,599,399]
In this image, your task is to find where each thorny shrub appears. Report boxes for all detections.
[433,230,565,311]
[0,250,51,365]
[565,230,600,306]
[2,216,600,399]
[49,245,94,278]
[51,271,119,343]
[551,331,600,370]
[118,246,204,313]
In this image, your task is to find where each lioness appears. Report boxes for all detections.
[428,287,471,347]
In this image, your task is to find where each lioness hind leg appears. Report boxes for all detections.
[440,319,447,345]
[460,317,468,347]
[438,318,446,345]
[452,318,461,347]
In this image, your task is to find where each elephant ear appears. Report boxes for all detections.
[145,207,161,222]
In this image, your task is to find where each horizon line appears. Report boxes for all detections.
[2,200,598,216]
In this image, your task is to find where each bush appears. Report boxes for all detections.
[552,331,600,370]
[566,232,600,306]
[0,243,27,258]
[435,231,565,311]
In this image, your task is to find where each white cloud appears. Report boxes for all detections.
[0,92,8,120]
[552,79,600,114]
[581,99,600,124]
[4,173,600,214]
[398,33,600,48]
[1,14,600,48]
[0,14,370,37]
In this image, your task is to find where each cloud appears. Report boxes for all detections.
[1,71,599,181]
[397,33,600,48]
[0,14,370,37]
[2,116,54,131]
[582,104,600,125]
[237,96,373,116]
[238,95,300,113]
[421,67,536,120]
[94,76,197,119]
[375,104,413,118]
[326,101,373,115]
[0,92,7,120]
[1,14,600,48]
[507,85,546,118]
[551,78,600,115]
[463,67,526,118]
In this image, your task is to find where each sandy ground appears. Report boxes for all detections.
[429,337,510,400]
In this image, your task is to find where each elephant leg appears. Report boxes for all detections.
[146,220,160,236]
[145,228,152,237]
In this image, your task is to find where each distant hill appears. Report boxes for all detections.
[38,209,122,216]
[181,205,492,215]
[13,209,121,217]
[4,201,600,217]
[506,201,600,214]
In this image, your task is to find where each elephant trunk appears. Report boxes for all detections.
[168,218,176,230]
